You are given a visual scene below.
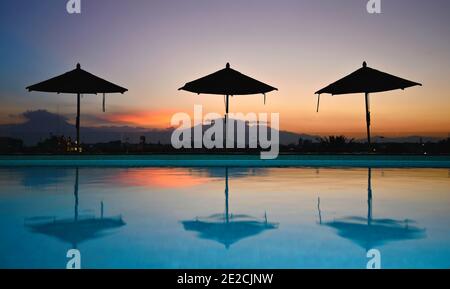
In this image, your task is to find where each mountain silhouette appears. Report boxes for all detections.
[0,110,318,146]
[0,110,173,145]
[0,110,441,146]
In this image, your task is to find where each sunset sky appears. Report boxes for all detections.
[1,0,449,137]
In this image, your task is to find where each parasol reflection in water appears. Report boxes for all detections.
[182,167,279,249]
[25,168,126,249]
[1,166,448,268]
[321,168,426,251]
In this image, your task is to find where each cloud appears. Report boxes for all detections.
[8,108,176,129]
[22,109,69,122]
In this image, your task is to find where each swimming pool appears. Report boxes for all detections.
[0,156,449,269]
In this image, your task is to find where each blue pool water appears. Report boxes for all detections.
[0,166,449,269]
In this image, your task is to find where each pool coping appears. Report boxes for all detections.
[1,154,449,168]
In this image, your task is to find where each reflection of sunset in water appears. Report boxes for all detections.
[113,168,207,189]
[0,166,449,268]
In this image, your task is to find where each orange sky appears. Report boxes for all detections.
[94,86,450,137]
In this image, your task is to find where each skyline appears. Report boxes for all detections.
[1,0,450,137]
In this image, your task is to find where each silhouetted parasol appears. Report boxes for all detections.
[25,168,126,249]
[322,168,426,251]
[179,63,277,145]
[26,63,128,151]
[182,167,278,249]
[315,61,421,150]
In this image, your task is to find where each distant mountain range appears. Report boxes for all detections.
[0,110,443,146]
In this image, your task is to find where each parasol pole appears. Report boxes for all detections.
[76,93,81,152]
[367,168,372,226]
[225,167,229,223]
[316,94,321,113]
[102,93,106,113]
[74,168,79,222]
[365,92,371,151]
[225,94,229,148]
[317,197,322,225]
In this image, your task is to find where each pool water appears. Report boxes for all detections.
[0,166,449,269]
